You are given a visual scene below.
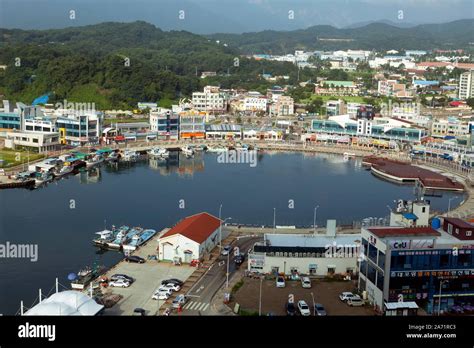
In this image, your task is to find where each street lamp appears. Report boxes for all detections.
[273,208,276,233]
[437,279,449,316]
[313,205,320,233]
[259,275,263,316]
[218,204,223,251]
[310,292,316,316]
[447,197,458,217]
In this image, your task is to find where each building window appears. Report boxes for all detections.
[466,231,472,236]
[327,267,335,275]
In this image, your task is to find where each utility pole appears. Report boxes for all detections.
[259,276,263,316]
[313,205,319,233]
[219,204,223,251]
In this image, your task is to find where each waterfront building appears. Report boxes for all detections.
[4,131,60,153]
[248,222,360,277]
[205,124,242,140]
[112,122,156,142]
[311,114,427,143]
[242,127,283,141]
[179,111,206,140]
[55,112,103,146]
[192,86,228,113]
[149,109,179,140]
[358,219,474,314]
[157,212,221,263]
[459,70,474,100]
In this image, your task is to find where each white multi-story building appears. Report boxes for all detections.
[192,86,228,112]
[459,70,474,100]
[243,92,268,112]
[5,131,60,153]
[431,118,473,138]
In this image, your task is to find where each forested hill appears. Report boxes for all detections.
[0,21,296,108]
[207,19,474,54]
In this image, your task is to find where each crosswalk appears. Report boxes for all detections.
[183,301,210,312]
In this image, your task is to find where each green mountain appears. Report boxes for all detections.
[0,21,296,108]
[208,19,474,54]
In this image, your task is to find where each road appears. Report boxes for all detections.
[178,236,262,315]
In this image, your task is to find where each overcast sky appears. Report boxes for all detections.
[0,0,473,33]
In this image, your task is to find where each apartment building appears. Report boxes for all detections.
[431,118,472,138]
[149,109,179,140]
[459,70,474,100]
[192,86,228,113]
[269,96,294,116]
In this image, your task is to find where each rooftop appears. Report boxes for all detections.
[266,233,362,248]
[160,212,221,244]
[367,226,440,238]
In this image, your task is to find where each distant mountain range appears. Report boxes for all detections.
[207,19,474,54]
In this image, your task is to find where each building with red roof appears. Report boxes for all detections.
[157,212,222,262]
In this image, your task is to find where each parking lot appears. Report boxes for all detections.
[231,277,375,316]
[101,240,195,316]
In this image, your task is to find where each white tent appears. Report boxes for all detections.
[25,290,104,316]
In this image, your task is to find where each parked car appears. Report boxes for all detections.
[159,283,181,292]
[172,294,188,308]
[161,278,184,286]
[339,292,357,302]
[109,279,130,288]
[133,308,146,316]
[301,276,311,289]
[221,245,232,256]
[110,274,134,283]
[286,302,296,316]
[276,276,286,288]
[314,303,327,316]
[152,290,171,300]
[297,300,311,316]
[125,255,145,263]
[347,296,364,307]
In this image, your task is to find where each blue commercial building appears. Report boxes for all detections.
[150,110,179,140]
[311,117,426,143]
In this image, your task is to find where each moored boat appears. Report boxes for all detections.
[122,229,156,252]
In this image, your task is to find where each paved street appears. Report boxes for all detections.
[176,235,262,315]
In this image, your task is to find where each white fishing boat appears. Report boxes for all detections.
[93,228,115,247]
[122,229,157,252]
[106,151,120,162]
[122,150,138,162]
[55,165,74,177]
[106,226,130,249]
[34,172,53,186]
[207,145,227,153]
[181,146,194,157]
[157,148,169,158]
[148,147,165,158]
[86,154,104,168]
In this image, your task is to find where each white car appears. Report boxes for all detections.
[347,296,364,307]
[301,277,311,289]
[109,279,130,288]
[339,292,358,302]
[152,289,171,300]
[276,276,286,288]
[297,300,311,316]
[159,283,181,292]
